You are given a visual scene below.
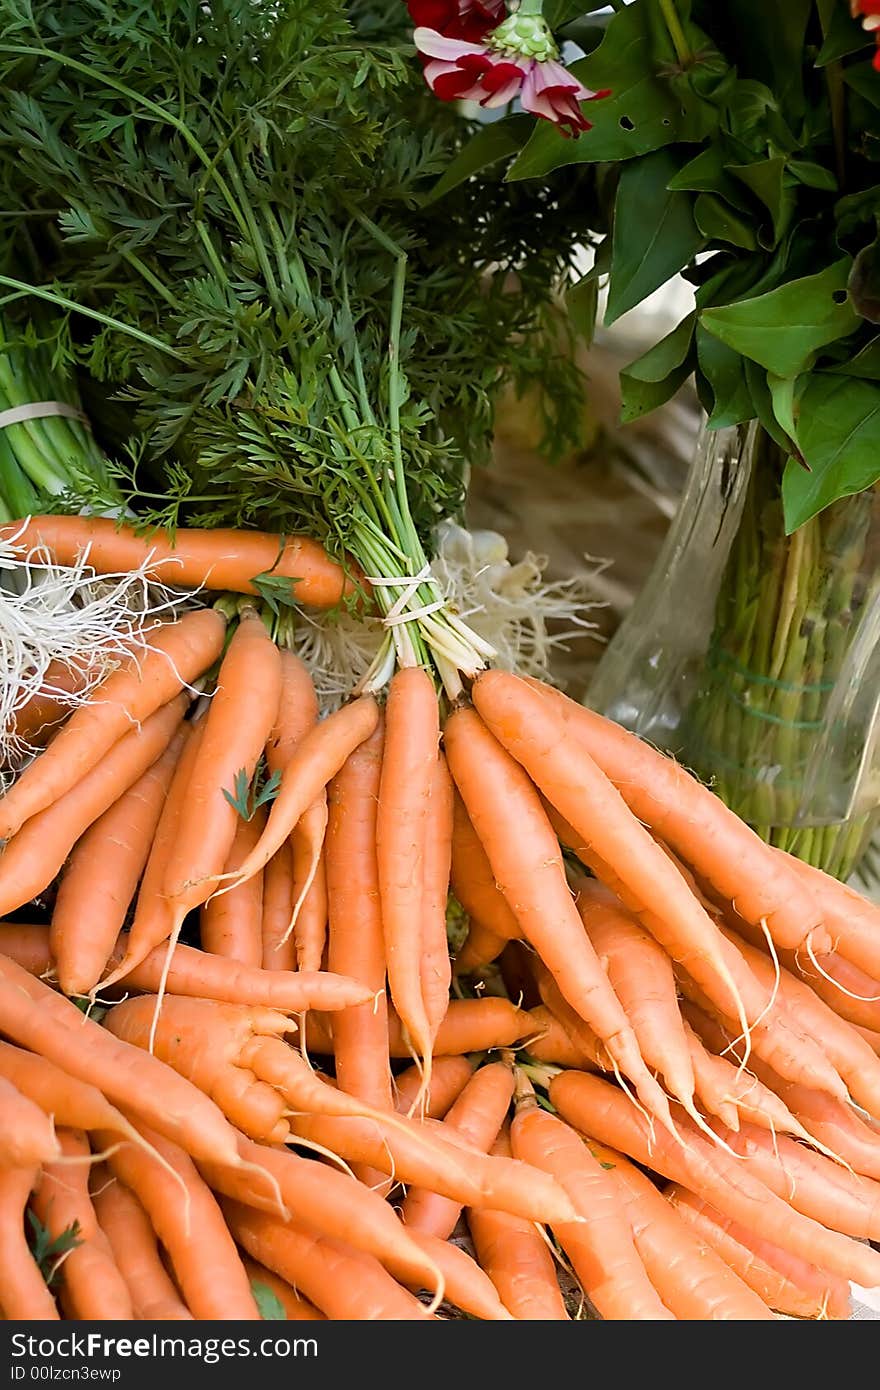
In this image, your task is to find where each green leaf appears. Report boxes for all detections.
[728,157,792,247]
[619,311,696,422]
[422,117,534,205]
[816,3,871,64]
[27,1213,82,1286]
[826,336,880,380]
[768,372,799,441]
[605,150,703,326]
[507,0,714,179]
[700,259,860,378]
[222,760,281,821]
[250,1281,287,1320]
[744,358,798,453]
[251,571,302,616]
[783,375,880,529]
[696,325,755,427]
[788,160,838,193]
[848,235,880,324]
[836,185,880,239]
[693,192,757,250]
[667,146,748,205]
[695,0,811,117]
[566,273,599,347]
[843,60,880,110]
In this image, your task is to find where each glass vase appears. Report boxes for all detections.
[587,419,880,881]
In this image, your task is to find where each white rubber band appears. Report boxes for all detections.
[363,563,441,630]
[382,597,446,627]
[0,400,87,430]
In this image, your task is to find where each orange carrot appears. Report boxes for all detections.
[162,610,282,921]
[289,796,328,973]
[0,693,188,918]
[575,878,696,1110]
[523,679,832,955]
[0,1075,59,1168]
[466,1128,569,1321]
[100,1121,262,1319]
[444,705,674,1132]
[241,1257,326,1320]
[264,650,325,971]
[675,961,850,1103]
[104,996,291,1145]
[0,1041,177,1163]
[510,1078,672,1320]
[377,667,439,1080]
[523,1005,601,1071]
[450,791,521,946]
[665,1185,851,1320]
[287,1112,585,1228]
[421,751,453,1042]
[782,852,880,979]
[394,1057,474,1119]
[395,1228,514,1321]
[714,1118,880,1242]
[202,1135,444,1296]
[11,656,93,748]
[0,956,243,1166]
[99,718,203,986]
[400,1062,514,1239]
[454,920,509,976]
[0,1167,58,1320]
[590,1141,775,1320]
[680,1002,819,1141]
[472,671,751,1042]
[1,923,372,1013]
[304,996,534,1058]
[0,609,224,839]
[326,721,393,1191]
[50,724,186,997]
[550,1068,880,1289]
[91,1170,193,1320]
[264,650,319,773]
[199,806,267,966]
[722,924,880,1118]
[223,1200,432,1320]
[30,1128,134,1320]
[260,845,296,972]
[214,696,380,890]
[2,515,357,608]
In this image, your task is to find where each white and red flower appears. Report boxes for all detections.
[406,0,505,43]
[411,4,605,137]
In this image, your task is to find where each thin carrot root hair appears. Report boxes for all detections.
[147,914,186,1056]
[805,936,880,1003]
[232,1155,289,1224]
[608,1053,661,1151]
[680,1101,744,1159]
[282,1132,358,1182]
[719,919,783,1073]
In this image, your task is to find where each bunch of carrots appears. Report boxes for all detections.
[3,516,880,1321]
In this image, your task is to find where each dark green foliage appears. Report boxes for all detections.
[0,0,591,556]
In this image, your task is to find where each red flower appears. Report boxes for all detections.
[406,0,505,43]
[415,29,528,107]
[521,57,596,137]
[852,0,880,68]
[413,25,605,135]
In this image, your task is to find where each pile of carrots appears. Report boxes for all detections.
[3,517,880,1321]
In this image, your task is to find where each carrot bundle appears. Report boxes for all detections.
[7,627,880,1325]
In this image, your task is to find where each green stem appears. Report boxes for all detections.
[657,0,692,66]
[0,277,187,362]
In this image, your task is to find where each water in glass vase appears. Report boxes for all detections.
[588,420,880,881]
